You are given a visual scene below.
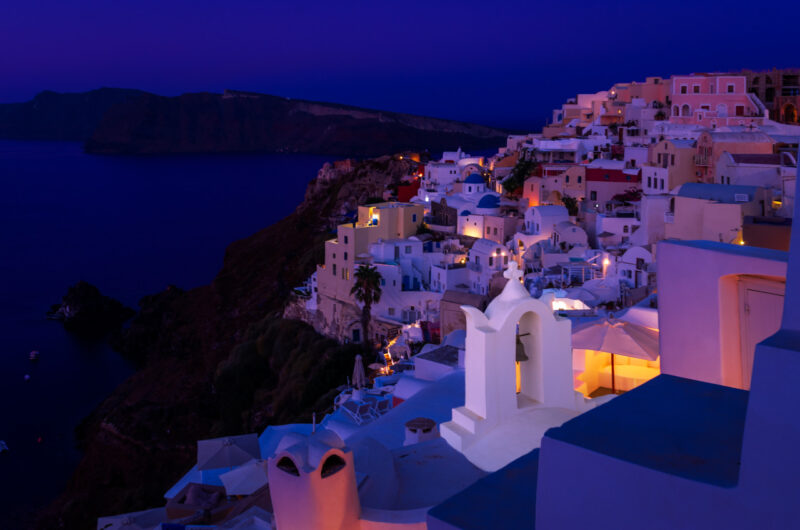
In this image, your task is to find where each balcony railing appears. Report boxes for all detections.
[695,155,710,166]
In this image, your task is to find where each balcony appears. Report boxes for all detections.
[664,212,675,224]
[695,155,710,166]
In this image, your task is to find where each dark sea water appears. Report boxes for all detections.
[0,141,330,529]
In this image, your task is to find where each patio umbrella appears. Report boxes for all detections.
[220,459,269,496]
[572,317,659,393]
[198,434,261,471]
[352,354,367,389]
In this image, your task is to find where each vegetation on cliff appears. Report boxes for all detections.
[35,155,416,529]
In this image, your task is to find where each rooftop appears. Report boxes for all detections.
[415,345,460,367]
[662,239,789,262]
[546,374,748,486]
[428,449,540,530]
[676,182,760,203]
[729,152,796,167]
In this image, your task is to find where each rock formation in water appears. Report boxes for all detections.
[47,281,135,335]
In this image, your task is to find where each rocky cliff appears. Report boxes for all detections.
[84,90,510,156]
[34,155,417,529]
[0,88,148,141]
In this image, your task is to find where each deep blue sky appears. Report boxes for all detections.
[2,0,799,129]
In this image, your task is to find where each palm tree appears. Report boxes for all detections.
[350,264,382,349]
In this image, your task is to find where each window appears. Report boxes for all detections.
[412,214,417,223]
[578,176,582,183]
[468,186,472,192]
[489,256,494,267]
[344,252,348,261]
[277,457,300,476]
[486,226,491,234]
[493,228,498,235]
[626,175,631,181]
[657,153,662,164]
[566,175,570,183]
[388,307,395,316]
[680,85,688,94]
[693,85,700,93]
[681,104,691,117]
[671,154,675,166]
[405,245,412,254]
[380,278,386,286]
[736,105,745,117]
[504,255,509,265]
[647,176,652,188]
[344,236,348,244]
[590,191,597,201]
[320,455,346,478]
[475,256,480,264]
[604,174,610,180]
[727,84,735,93]
[660,179,665,190]
[333,264,337,275]
[623,225,629,233]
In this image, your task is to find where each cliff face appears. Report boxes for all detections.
[35,156,416,530]
[84,90,510,156]
[0,88,148,141]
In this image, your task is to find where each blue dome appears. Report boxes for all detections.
[460,210,472,216]
[477,194,500,208]
[464,173,485,184]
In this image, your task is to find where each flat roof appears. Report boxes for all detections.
[427,449,540,529]
[661,239,789,262]
[545,374,748,486]
[416,345,460,367]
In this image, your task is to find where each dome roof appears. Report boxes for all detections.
[477,194,500,209]
[464,173,485,184]
[460,210,472,216]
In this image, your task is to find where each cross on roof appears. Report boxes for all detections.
[504,261,523,282]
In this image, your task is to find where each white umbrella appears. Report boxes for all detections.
[572,318,659,361]
[352,354,367,389]
[572,318,659,393]
[220,459,269,496]
[197,434,261,471]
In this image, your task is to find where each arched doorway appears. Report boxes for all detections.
[782,103,798,123]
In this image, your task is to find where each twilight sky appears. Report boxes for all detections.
[2,0,799,129]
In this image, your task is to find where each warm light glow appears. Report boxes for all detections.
[515,361,521,394]
[739,240,746,245]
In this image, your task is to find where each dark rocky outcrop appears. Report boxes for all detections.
[47,281,135,335]
[34,156,415,529]
[0,88,148,141]
[84,90,510,156]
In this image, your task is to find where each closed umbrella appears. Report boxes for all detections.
[352,354,367,389]
[220,459,269,496]
[572,317,659,393]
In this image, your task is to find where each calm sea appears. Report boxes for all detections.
[0,141,330,529]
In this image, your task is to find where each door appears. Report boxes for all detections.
[738,277,785,389]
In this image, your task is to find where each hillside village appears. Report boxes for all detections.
[98,69,800,529]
